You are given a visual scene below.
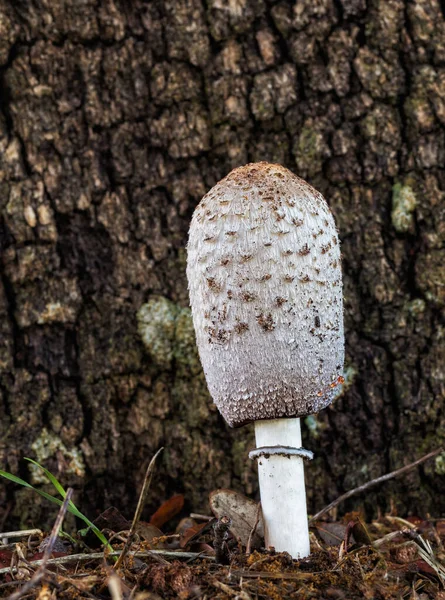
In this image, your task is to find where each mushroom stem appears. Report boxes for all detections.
[253,418,311,559]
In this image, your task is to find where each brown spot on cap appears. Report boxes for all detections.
[206,277,222,292]
[275,297,288,307]
[234,322,249,334]
[257,312,275,331]
[241,291,256,302]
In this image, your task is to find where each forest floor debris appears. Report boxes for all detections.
[1,448,444,599]
[2,502,445,599]
[1,514,445,599]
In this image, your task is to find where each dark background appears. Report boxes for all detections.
[0,0,444,530]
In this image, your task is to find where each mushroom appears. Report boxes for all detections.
[186,162,344,558]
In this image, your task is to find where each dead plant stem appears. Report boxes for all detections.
[0,550,214,577]
[114,447,163,570]
[310,447,442,523]
[7,488,73,600]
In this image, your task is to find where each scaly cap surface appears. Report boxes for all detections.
[187,162,344,427]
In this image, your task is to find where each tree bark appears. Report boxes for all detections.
[0,0,444,529]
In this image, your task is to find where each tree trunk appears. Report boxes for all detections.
[0,0,444,530]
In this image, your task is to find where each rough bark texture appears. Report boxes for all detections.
[0,0,444,529]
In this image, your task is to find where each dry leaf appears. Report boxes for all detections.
[93,506,131,532]
[150,494,184,529]
[352,519,372,546]
[0,549,13,572]
[313,522,347,546]
[175,517,197,536]
[209,489,263,548]
[409,559,439,577]
[136,523,169,548]
[84,506,131,548]
[180,521,213,549]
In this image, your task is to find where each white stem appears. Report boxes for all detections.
[254,418,310,559]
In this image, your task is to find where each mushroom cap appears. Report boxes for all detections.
[187,162,344,427]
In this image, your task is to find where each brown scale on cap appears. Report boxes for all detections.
[187,162,344,427]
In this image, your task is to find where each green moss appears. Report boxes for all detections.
[406,298,426,317]
[404,90,436,131]
[137,296,179,368]
[174,307,201,375]
[298,128,319,155]
[295,125,326,176]
[435,452,445,475]
[391,183,417,233]
[416,249,445,307]
[231,435,254,479]
[137,296,203,375]
[362,111,378,138]
[359,463,369,477]
[304,415,321,438]
[176,247,188,272]
[171,374,211,427]
[305,365,356,437]
[30,428,85,485]
[137,295,213,429]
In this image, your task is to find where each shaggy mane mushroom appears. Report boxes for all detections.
[187,162,344,558]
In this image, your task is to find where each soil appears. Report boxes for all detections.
[2,503,445,600]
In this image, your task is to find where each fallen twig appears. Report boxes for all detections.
[0,581,23,592]
[210,578,251,599]
[310,448,442,523]
[372,528,411,548]
[384,515,417,529]
[230,569,317,580]
[246,503,261,556]
[107,574,123,600]
[0,530,42,545]
[190,513,213,521]
[7,488,73,600]
[0,550,214,576]
[114,447,163,570]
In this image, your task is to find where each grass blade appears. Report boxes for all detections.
[0,470,34,488]
[0,470,65,507]
[0,463,113,553]
[25,458,68,498]
[23,459,96,526]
